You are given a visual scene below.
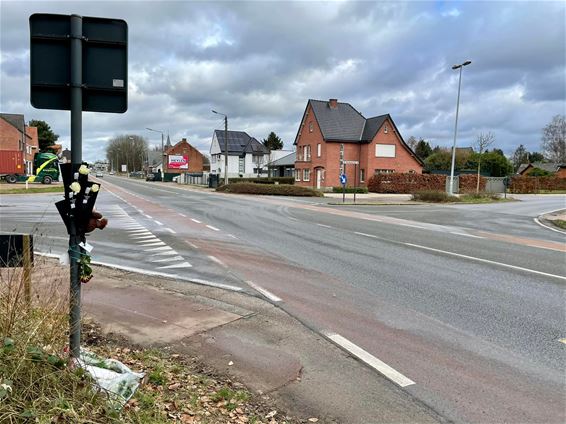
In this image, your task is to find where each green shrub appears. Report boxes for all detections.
[411,190,460,203]
[331,186,368,193]
[226,177,295,185]
[217,182,322,197]
[459,192,500,201]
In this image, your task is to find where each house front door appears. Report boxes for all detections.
[316,168,322,189]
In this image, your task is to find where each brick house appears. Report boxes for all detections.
[293,99,423,189]
[0,113,39,174]
[517,162,566,177]
[164,138,205,175]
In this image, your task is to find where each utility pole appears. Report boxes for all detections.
[212,110,229,185]
[146,127,165,181]
[448,60,472,195]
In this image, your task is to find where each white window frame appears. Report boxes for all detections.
[360,168,365,183]
[303,168,310,181]
[375,144,396,158]
[295,169,301,181]
[317,143,321,157]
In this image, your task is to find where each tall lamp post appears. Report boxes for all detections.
[448,60,472,195]
[212,110,228,185]
[146,127,164,181]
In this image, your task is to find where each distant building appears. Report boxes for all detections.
[210,130,270,178]
[164,138,205,175]
[268,151,296,177]
[293,99,423,189]
[0,113,39,174]
[517,162,566,176]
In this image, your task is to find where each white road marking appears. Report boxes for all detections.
[245,280,282,302]
[179,213,187,217]
[164,228,176,234]
[534,217,566,235]
[128,229,151,234]
[324,332,415,387]
[354,231,378,238]
[158,261,192,269]
[190,278,243,291]
[228,234,238,239]
[144,214,153,219]
[139,241,166,247]
[404,242,566,281]
[151,250,179,256]
[316,223,331,228]
[208,255,226,267]
[144,246,173,252]
[449,232,484,239]
[135,237,159,243]
[185,241,199,249]
[151,256,184,263]
[153,220,163,225]
[397,223,426,229]
[191,218,202,224]
[132,234,156,239]
[288,217,298,221]
[206,225,220,231]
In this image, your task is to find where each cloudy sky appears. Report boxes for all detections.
[1,0,564,162]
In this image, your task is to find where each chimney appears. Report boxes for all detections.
[182,138,187,142]
[329,98,338,109]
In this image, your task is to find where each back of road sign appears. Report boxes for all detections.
[30,13,128,113]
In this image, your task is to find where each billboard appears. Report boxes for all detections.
[168,155,188,169]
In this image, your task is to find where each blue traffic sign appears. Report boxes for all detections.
[340,174,347,185]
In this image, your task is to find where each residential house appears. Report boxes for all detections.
[0,113,39,174]
[164,138,205,175]
[517,162,566,177]
[210,130,270,178]
[268,151,296,178]
[293,99,423,189]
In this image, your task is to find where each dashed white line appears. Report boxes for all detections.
[449,232,484,239]
[144,214,153,219]
[316,223,331,228]
[206,225,220,231]
[179,213,187,217]
[324,332,415,387]
[228,234,238,239]
[144,246,173,252]
[153,220,163,225]
[246,281,282,302]
[404,242,566,281]
[354,232,378,238]
[158,261,192,269]
[208,255,226,267]
[191,218,202,224]
[185,240,199,249]
[164,228,176,234]
[139,241,166,247]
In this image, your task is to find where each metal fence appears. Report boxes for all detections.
[445,176,506,193]
[176,172,209,186]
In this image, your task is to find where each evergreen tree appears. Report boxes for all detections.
[414,139,433,160]
[262,132,283,150]
[28,119,59,152]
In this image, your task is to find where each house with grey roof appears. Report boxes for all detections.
[517,162,565,176]
[209,130,271,177]
[293,99,423,189]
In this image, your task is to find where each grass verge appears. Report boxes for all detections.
[217,182,322,197]
[412,190,515,203]
[1,259,302,423]
[550,219,566,230]
[0,185,64,194]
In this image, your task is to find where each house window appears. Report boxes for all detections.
[408,169,416,174]
[375,169,395,174]
[309,122,313,133]
[360,169,365,182]
[317,143,321,157]
[302,145,311,161]
[295,169,301,181]
[384,124,388,134]
[375,144,395,157]
[239,156,245,173]
[303,168,310,181]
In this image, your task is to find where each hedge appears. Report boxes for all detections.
[217,182,323,197]
[367,173,488,193]
[226,177,295,185]
[331,186,368,194]
[367,174,445,193]
[508,176,566,193]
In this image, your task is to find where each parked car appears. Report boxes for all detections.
[109,171,115,175]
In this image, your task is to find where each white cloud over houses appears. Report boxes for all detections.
[1,0,564,162]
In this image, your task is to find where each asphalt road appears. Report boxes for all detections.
[1,177,564,424]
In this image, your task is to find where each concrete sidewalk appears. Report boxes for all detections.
[75,264,444,424]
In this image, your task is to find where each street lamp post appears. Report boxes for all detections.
[146,127,164,181]
[212,110,228,185]
[448,60,472,196]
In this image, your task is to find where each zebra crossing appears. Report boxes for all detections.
[105,204,192,270]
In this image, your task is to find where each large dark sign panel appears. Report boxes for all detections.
[30,13,128,113]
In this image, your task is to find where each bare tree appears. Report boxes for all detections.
[106,134,148,173]
[474,132,495,192]
[406,136,418,152]
[541,115,566,162]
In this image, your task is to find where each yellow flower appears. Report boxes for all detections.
[69,182,81,193]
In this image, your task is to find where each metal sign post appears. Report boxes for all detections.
[30,13,127,359]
